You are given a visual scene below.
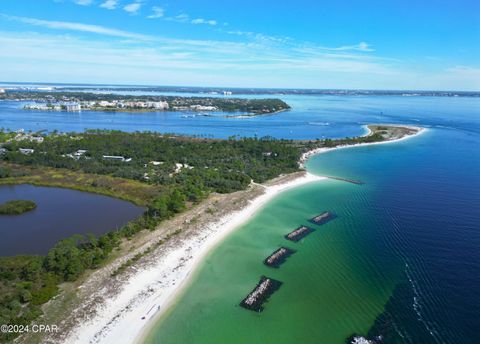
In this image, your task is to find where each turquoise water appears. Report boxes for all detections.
[147,178,401,343]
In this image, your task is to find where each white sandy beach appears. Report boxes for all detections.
[299,125,427,168]
[64,125,426,344]
[64,172,324,344]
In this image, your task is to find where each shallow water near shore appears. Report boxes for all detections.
[147,125,479,342]
[147,179,401,343]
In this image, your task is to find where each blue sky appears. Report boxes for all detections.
[0,0,479,90]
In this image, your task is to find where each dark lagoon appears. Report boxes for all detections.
[0,184,145,256]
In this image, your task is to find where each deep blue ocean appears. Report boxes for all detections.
[1,92,479,343]
[306,126,480,343]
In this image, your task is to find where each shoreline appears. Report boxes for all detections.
[223,107,290,118]
[133,125,425,343]
[54,124,425,344]
[299,124,427,169]
[63,172,324,344]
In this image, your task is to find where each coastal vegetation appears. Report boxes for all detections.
[0,200,37,215]
[0,91,291,115]
[0,125,417,341]
[1,130,302,188]
[0,234,117,342]
[0,163,161,206]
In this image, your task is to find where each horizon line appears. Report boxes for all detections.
[0,80,479,94]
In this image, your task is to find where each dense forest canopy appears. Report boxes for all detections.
[1,130,302,189]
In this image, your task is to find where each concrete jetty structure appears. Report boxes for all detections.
[325,175,365,185]
[240,276,282,312]
[263,247,296,268]
[309,211,336,225]
[285,225,314,242]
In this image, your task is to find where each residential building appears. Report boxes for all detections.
[102,155,131,162]
[65,103,81,111]
[19,148,34,154]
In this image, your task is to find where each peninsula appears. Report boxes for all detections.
[0,124,424,344]
[0,91,290,115]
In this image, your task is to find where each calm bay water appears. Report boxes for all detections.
[0,184,145,255]
[2,95,479,139]
[0,92,479,342]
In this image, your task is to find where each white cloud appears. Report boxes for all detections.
[0,30,394,75]
[444,65,480,85]
[357,42,374,52]
[6,16,473,89]
[147,6,164,19]
[326,41,375,52]
[227,30,254,36]
[74,0,93,5]
[191,18,217,26]
[446,65,480,75]
[123,2,142,14]
[0,34,409,88]
[164,13,217,26]
[225,30,290,45]
[165,13,189,23]
[99,0,118,10]
[2,14,152,40]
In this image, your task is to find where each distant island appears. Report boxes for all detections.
[0,91,291,115]
[0,199,37,215]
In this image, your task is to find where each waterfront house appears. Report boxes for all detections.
[98,101,115,107]
[146,101,169,110]
[65,103,81,111]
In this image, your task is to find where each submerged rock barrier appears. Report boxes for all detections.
[309,211,336,225]
[263,247,296,268]
[240,276,283,312]
[285,225,314,242]
[325,176,365,185]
